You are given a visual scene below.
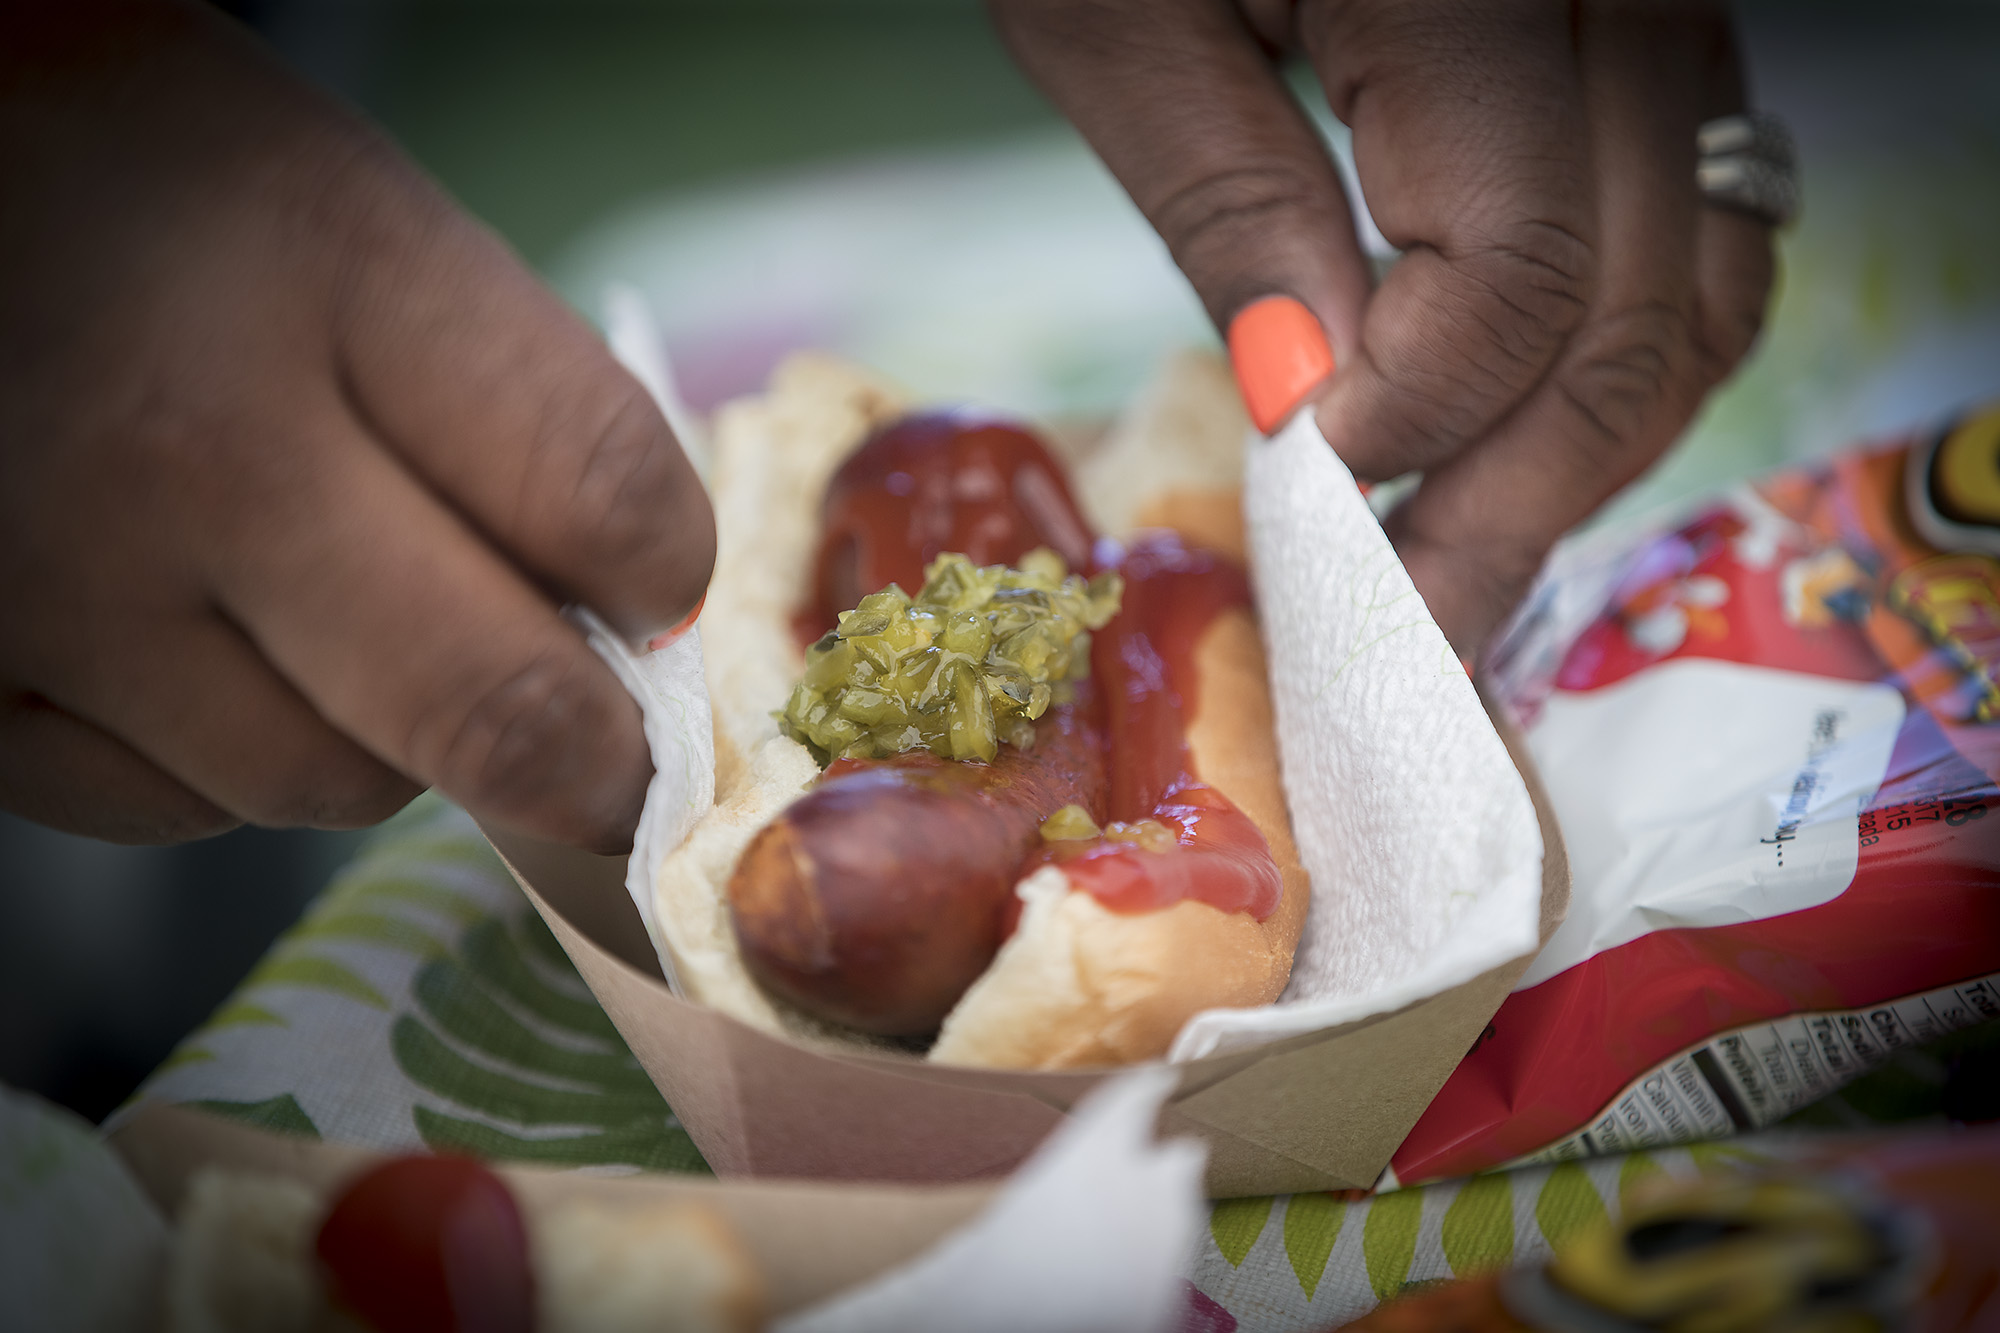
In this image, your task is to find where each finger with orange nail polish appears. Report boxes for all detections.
[1226,296,1336,435]
[646,593,706,652]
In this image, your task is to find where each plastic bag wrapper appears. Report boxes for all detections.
[1392,405,2000,1184]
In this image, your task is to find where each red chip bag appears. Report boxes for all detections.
[1392,406,2000,1184]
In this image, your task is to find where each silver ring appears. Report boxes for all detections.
[1697,111,1799,227]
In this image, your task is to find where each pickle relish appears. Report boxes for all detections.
[780,549,1122,765]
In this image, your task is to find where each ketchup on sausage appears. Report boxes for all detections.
[1038,534,1284,922]
[732,413,1284,1039]
[801,410,1096,642]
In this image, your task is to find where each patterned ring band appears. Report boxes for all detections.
[1696,110,1800,228]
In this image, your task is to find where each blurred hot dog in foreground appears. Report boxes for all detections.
[652,354,1308,1069]
[170,1155,761,1333]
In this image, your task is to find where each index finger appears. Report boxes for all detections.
[1304,0,1598,481]
[990,0,1374,350]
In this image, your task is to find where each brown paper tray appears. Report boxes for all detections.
[487,701,1568,1199]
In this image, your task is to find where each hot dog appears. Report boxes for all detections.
[652,352,1308,1068]
[726,410,1119,1035]
[170,1156,763,1333]
[729,703,1107,1035]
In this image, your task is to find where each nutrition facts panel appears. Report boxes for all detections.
[1511,972,2000,1166]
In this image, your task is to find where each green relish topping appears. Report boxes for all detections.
[781,549,1123,766]
[1038,803,1102,841]
[1038,804,1177,852]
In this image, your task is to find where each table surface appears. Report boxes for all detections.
[9,12,2000,1323]
[120,793,1998,1331]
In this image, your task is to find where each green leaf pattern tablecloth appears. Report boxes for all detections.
[132,796,701,1175]
[124,794,1933,1331]
[1182,1142,1776,1329]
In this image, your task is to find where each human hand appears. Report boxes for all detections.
[0,1,713,850]
[993,0,1776,652]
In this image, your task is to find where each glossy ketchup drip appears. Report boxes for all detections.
[1096,537,1248,819]
[1033,535,1284,920]
[800,410,1096,643]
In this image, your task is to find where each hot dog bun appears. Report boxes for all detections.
[931,496,1310,1068]
[650,356,909,1046]
[652,351,1309,1067]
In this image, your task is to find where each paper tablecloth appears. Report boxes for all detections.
[121,793,1988,1332]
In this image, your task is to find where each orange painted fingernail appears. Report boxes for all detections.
[646,593,706,651]
[1227,295,1336,434]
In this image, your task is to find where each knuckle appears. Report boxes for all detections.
[1455,217,1595,355]
[1152,165,1353,316]
[526,378,714,601]
[1156,164,1313,248]
[418,646,606,822]
[1354,218,1596,467]
[1330,354,1477,474]
[1554,300,1699,463]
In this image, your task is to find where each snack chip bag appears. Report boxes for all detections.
[1393,405,2000,1184]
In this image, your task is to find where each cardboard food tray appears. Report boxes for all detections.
[484,699,1568,1200]
[110,1102,995,1319]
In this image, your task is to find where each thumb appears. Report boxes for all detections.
[332,150,715,646]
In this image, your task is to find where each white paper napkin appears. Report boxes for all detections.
[585,293,719,987]
[578,612,715,988]
[1168,411,1544,1059]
